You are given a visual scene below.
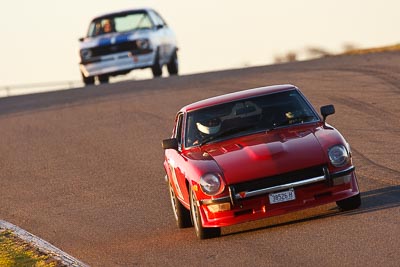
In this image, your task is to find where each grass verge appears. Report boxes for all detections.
[0,229,63,267]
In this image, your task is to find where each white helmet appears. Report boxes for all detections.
[196,117,221,135]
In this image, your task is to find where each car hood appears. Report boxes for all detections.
[79,30,149,50]
[202,126,327,185]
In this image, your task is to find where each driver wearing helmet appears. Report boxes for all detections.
[192,116,222,145]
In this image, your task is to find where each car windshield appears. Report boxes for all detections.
[185,90,319,147]
[87,11,153,37]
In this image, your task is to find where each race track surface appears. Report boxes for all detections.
[1,52,399,266]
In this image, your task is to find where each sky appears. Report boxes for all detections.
[1,0,399,87]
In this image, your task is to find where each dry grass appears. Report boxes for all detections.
[343,43,400,55]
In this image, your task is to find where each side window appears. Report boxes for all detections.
[174,113,184,147]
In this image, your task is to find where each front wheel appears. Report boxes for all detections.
[190,188,221,239]
[98,75,109,84]
[81,72,95,86]
[336,193,361,211]
[168,182,192,228]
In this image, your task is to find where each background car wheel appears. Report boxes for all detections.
[168,182,192,228]
[167,50,179,76]
[98,75,109,84]
[190,188,221,239]
[152,50,162,78]
[81,73,95,86]
[336,193,361,211]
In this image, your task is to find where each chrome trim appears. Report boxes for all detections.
[235,175,326,199]
[330,166,355,179]
[200,166,355,205]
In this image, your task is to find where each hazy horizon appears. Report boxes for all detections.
[1,0,399,86]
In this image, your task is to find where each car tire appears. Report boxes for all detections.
[190,188,221,239]
[151,50,162,78]
[81,72,95,86]
[167,50,179,76]
[98,75,109,84]
[168,181,192,228]
[336,193,361,211]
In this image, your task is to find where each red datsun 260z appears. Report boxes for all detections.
[162,84,361,239]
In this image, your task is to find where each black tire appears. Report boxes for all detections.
[81,73,95,86]
[152,50,162,78]
[336,193,361,211]
[168,182,192,228]
[167,50,179,75]
[98,75,109,84]
[190,188,221,239]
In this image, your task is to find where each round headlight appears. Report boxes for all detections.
[199,173,223,196]
[136,39,150,50]
[80,49,92,60]
[328,145,349,167]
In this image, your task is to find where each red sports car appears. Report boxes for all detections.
[162,84,361,239]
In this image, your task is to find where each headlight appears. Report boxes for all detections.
[199,173,224,196]
[136,39,150,50]
[328,145,349,167]
[80,49,92,60]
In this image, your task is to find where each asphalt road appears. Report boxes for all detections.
[1,52,399,266]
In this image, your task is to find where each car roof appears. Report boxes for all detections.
[180,84,298,113]
[91,8,153,21]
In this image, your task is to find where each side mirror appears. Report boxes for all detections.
[162,138,179,150]
[156,24,164,30]
[320,105,335,123]
[78,37,85,42]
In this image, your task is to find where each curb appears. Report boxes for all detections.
[0,220,89,267]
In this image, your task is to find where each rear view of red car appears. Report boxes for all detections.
[162,84,361,239]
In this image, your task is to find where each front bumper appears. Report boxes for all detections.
[198,166,360,227]
[79,50,155,77]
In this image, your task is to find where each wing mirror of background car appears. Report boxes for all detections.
[78,37,84,42]
[320,104,335,123]
[156,24,164,30]
[162,138,179,150]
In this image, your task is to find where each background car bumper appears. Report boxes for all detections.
[199,171,360,228]
[80,51,155,77]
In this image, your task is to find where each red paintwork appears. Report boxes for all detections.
[163,84,360,228]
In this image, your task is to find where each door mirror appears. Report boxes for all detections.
[162,138,179,150]
[320,105,335,123]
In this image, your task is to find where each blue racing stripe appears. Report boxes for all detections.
[98,38,112,46]
[115,33,131,43]
[97,33,132,47]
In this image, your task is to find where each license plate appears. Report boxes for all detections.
[269,188,296,204]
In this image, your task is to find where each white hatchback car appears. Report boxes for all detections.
[79,8,178,85]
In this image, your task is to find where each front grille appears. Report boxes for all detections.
[91,41,138,57]
[232,165,325,193]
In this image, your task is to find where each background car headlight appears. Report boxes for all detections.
[328,145,349,167]
[199,173,224,196]
[136,39,150,50]
[80,49,92,60]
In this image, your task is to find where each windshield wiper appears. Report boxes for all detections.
[268,115,317,131]
[288,115,316,124]
[199,125,257,146]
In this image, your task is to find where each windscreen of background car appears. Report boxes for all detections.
[87,12,153,37]
[185,90,319,147]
